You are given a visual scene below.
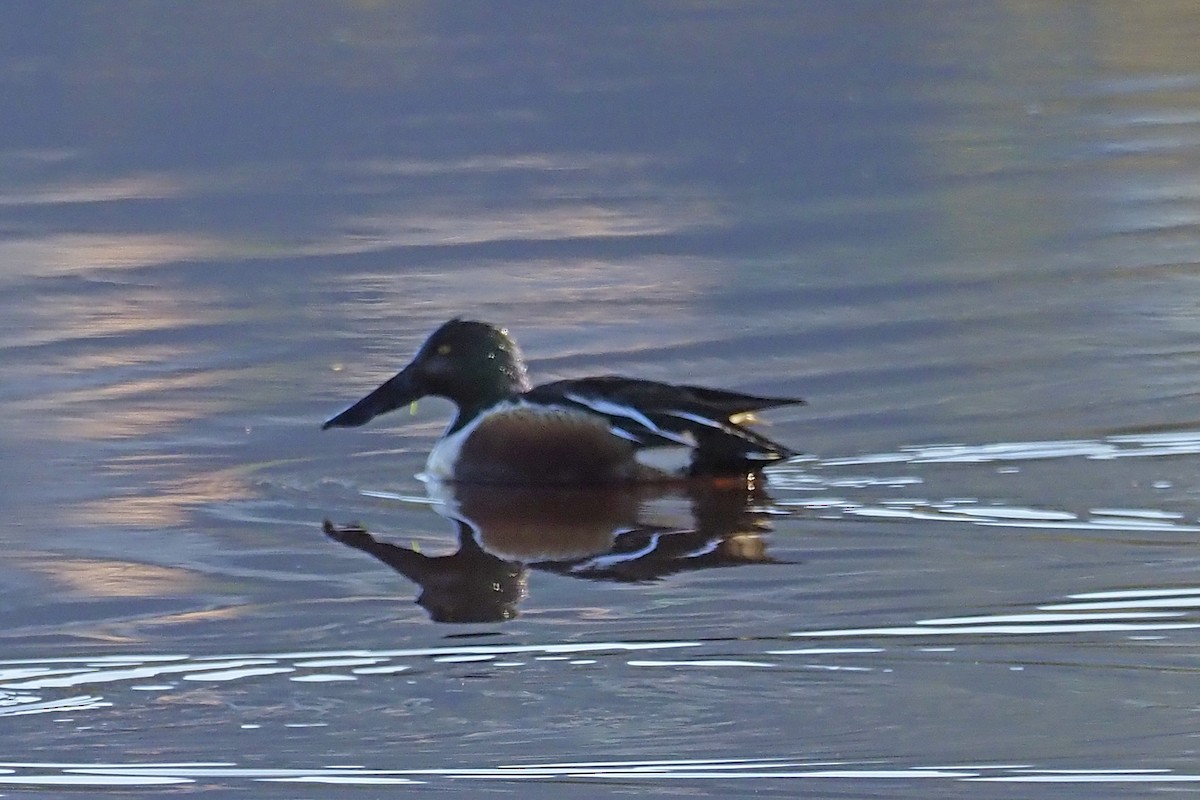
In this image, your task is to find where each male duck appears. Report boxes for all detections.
[323,319,802,485]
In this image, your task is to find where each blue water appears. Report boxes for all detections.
[5,3,1200,796]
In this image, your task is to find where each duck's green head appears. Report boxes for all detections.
[323,319,531,430]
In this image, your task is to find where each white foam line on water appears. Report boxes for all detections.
[1091,508,1185,520]
[765,648,884,655]
[261,776,425,785]
[1015,768,1170,774]
[1100,446,1200,459]
[627,659,776,668]
[839,504,1195,531]
[973,519,1200,532]
[494,757,808,770]
[0,776,193,786]
[949,507,1077,521]
[193,650,370,661]
[223,641,704,661]
[582,769,978,780]
[817,429,1200,469]
[1068,587,1200,600]
[776,497,856,509]
[85,662,154,669]
[0,667,98,683]
[1109,431,1200,444]
[498,760,813,775]
[848,507,965,521]
[1040,598,1200,611]
[350,665,411,675]
[820,453,912,466]
[0,760,1003,784]
[909,444,1115,463]
[359,489,442,505]
[967,774,1200,783]
[918,611,1183,625]
[455,764,971,780]
[12,759,1200,787]
[64,767,384,778]
[0,696,112,717]
[922,764,1034,770]
[0,762,234,769]
[825,476,923,488]
[0,641,714,692]
[1,659,283,690]
[790,622,1200,638]
[291,658,386,668]
[182,667,295,682]
[56,762,822,781]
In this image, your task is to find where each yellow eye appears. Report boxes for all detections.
[436,344,452,356]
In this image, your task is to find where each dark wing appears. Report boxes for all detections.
[537,376,802,415]
[525,376,801,470]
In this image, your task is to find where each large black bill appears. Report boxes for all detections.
[322,368,420,429]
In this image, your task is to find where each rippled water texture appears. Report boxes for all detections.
[5,3,1200,797]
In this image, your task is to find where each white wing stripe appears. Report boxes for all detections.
[609,426,644,443]
[664,409,726,429]
[564,392,656,429]
[564,393,692,445]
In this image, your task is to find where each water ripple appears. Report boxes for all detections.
[768,429,1200,535]
[815,429,1200,467]
[4,583,1200,722]
[3,759,1200,788]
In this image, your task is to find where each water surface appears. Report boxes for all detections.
[5,3,1200,797]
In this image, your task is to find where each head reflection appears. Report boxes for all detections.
[323,480,782,623]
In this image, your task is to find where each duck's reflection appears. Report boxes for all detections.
[323,480,782,623]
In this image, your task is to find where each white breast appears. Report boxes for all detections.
[424,404,497,480]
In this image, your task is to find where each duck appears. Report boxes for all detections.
[323,319,802,485]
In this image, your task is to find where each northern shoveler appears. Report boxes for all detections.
[323,319,803,485]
